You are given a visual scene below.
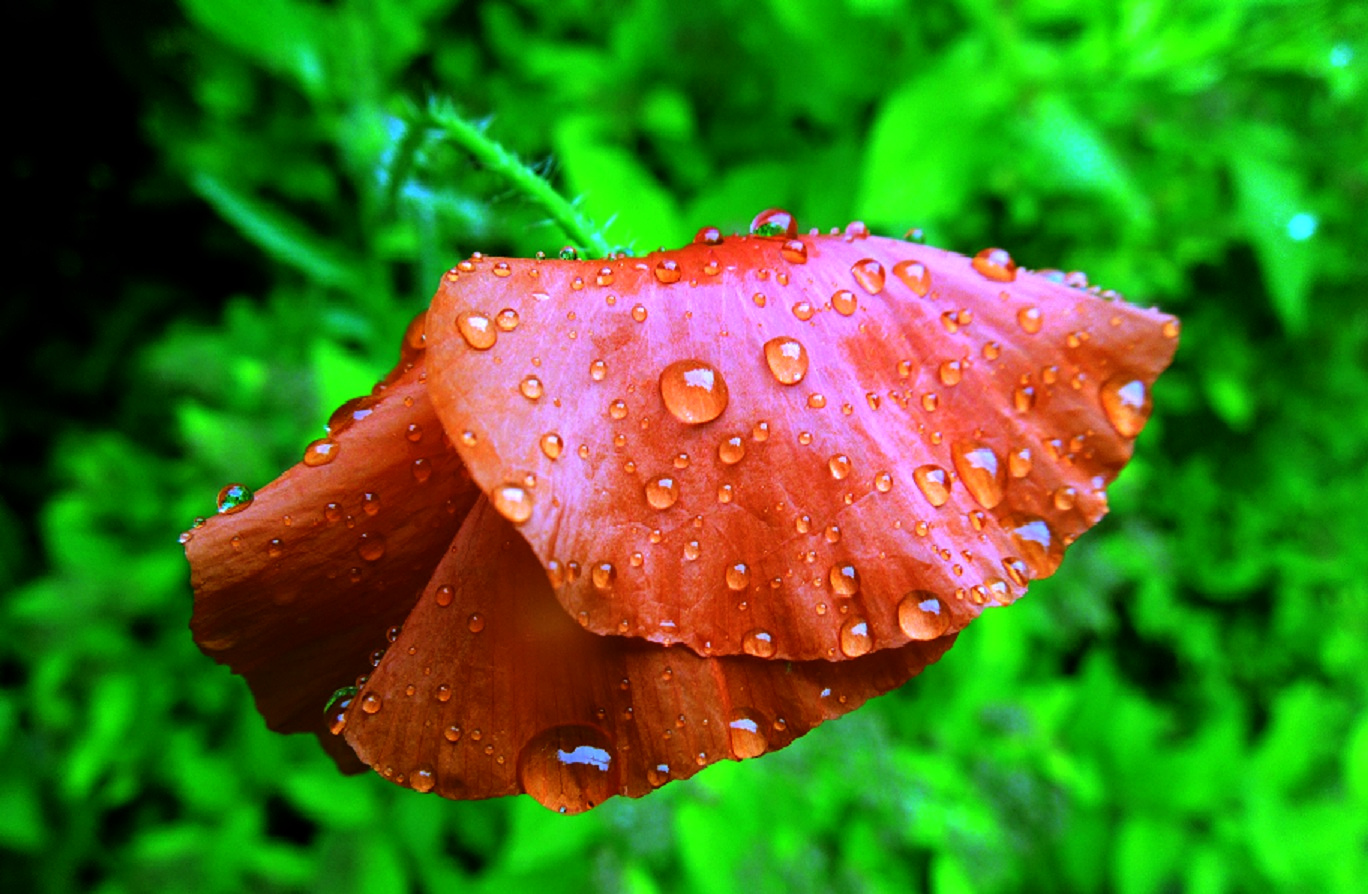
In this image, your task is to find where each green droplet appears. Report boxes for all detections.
[216,483,253,515]
[559,246,579,260]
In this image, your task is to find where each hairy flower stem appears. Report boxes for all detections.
[415,100,612,259]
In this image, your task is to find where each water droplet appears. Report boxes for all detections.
[913,465,951,507]
[1017,306,1043,334]
[644,475,679,510]
[659,359,729,424]
[357,532,386,562]
[718,435,746,465]
[435,585,454,607]
[303,438,339,467]
[752,420,770,442]
[1100,377,1151,438]
[456,311,498,350]
[595,267,614,286]
[1162,319,1180,339]
[893,259,931,296]
[1008,447,1032,478]
[608,399,628,420]
[360,692,382,714]
[728,709,769,758]
[631,304,648,323]
[791,300,816,321]
[540,432,563,460]
[827,454,852,480]
[591,562,616,592]
[898,592,950,640]
[683,540,701,561]
[520,376,544,400]
[938,360,963,386]
[951,442,1005,509]
[1013,385,1036,413]
[694,225,723,245]
[807,393,827,409]
[874,471,893,493]
[517,724,618,814]
[750,208,797,238]
[492,483,533,524]
[1053,486,1078,511]
[839,617,872,657]
[829,563,860,596]
[653,259,682,283]
[726,562,751,591]
[742,629,776,658]
[763,336,808,385]
[216,483,252,514]
[851,258,886,294]
[1008,516,1063,577]
[495,308,520,332]
[411,458,432,483]
[844,220,870,240]
[831,289,858,316]
[466,612,486,633]
[972,247,1017,282]
[443,724,463,743]
[780,239,808,263]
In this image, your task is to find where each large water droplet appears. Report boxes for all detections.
[456,311,498,350]
[1007,516,1063,578]
[644,475,679,510]
[898,591,950,640]
[913,465,951,507]
[780,239,808,263]
[1017,306,1043,334]
[659,359,729,424]
[653,259,682,284]
[750,208,797,238]
[728,709,769,758]
[839,617,873,657]
[763,336,809,385]
[517,724,618,814]
[742,629,776,658]
[216,483,252,514]
[540,432,563,460]
[972,247,1017,282]
[492,483,533,524]
[951,441,1005,509]
[827,454,852,480]
[893,259,931,296]
[1100,376,1152,438]
[303,438,339,467]
[851,258,886,294]
[829,562,860,596]
[832,289,858,316]
[358,532,386,562]
[726,562,751,591]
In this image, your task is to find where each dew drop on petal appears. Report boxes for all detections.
[829,562,860,596]
[659,359,729,424]
[1017,306,1043,334]
[492,483,533,524]
[540,432,564,460]
[750,208,797,238]
[951,441,1005,509]
[644,475,679,510]
[893,259,931,296]
[742,629,776,658]
[467,613,486,633]
[434,585,454,607]
[898,592,950,640]
[763,336,809,386]
[913,465,952,507]
[726,562,751,591]
[1100,377,1152,438]
[357,532,386,562]
[780,239,808,263]
[827,454,852,480]
[1008,516,1064,578]
[457,311,498,350]
[832,289,858,316]
[303,438,339,467]
[653,259,682,284]
[360,692,382,714]
[972,247,1017,282]
[851,258,886,294]
[728,709,769,758]
[694,225,723,245]
[838,616,873,657]
[718,435,746,465]
[216,483,252,514]
[519,376,544,400]
[517,724,618,814]
[874,471,893,493]
[589,359,608,381]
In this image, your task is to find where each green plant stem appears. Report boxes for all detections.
[417,100,612,259]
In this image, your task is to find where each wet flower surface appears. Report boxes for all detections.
[185,213,1179,812]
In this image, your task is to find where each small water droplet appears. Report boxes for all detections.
[653,259,682,284]
[780,239,808,263]
[851,258,886,294]
[830,289,858,316]
[1162,319,1180,339]
[750,208,797,238]
[631,304,648,323]
[742,629,776,658]
[791,300,816,321]
[360,692,382,714]
[752,420,770,442]
[1100,377,1151,438]
[540,432,564,460]
[728,709,769,758]
[827,454,852,480]
[829,562,860,596]
[495,308,520,331]
[492,483,533,524]
[659,359,729,424]
[694,225,723,245]
[266,538,284,558]
[411,458,432,483]
[893,259,931,296]
[763,336,808,385]
[1017,306,1043,334]
[434,584,454,607]
[972,247,1017,282]
[591,562,616,592]
[726,562,751,591]
[519,376,544,400]
[874,471,893,493]
[1008,516,1063,577]
[644,475,679,510]
[951,441,1006,509]
[303,438,339,467]
[938,360,963,386]
[718,435,746,465]
[898,592,950,640]
[357,532,386,562]
[913,465,951,507]
[683,540,701,561]
[517,724,618,814]
[839,617,872,657]
[443,724,463,743]
[595,267,614,287]
[457,311,498,350]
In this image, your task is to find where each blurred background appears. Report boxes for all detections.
[4,0,1366,891]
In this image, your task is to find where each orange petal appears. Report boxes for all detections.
[341,497,953,810]
[185,356,480,739]
[425,232,1179,660]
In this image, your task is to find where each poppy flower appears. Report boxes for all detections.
[184,211,1179,812]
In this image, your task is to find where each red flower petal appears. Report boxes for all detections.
[340,497,953,811]
[425,232,1179,661]
[185,356,480,740]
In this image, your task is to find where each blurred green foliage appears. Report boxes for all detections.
[5,0,1367,891]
